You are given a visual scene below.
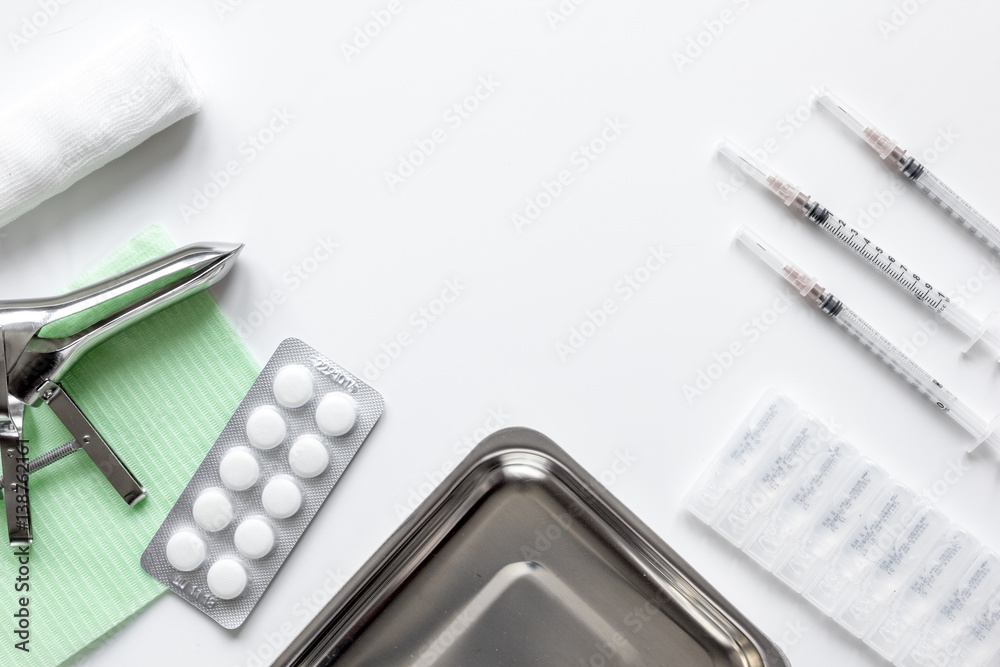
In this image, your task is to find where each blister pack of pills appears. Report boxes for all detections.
[686,389,1000,667]
[140,338,384,629]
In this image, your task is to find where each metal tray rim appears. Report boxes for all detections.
[276,426,790,666]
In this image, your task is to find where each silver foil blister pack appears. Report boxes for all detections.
[141,337,384,629]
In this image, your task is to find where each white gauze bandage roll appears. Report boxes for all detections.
[0,22,204,227]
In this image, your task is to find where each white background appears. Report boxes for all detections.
[3,1,1000,665]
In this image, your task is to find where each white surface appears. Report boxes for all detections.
[2,1,1000,665]
[314,393,357,437]
[288,435,329,479]
[246,406,287,450]
[261,478,302,520]
[272,364,314,408]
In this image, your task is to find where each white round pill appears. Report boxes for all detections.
[246,406,286,450]
[192,488,233,532]
[219,449,259,491]
[288,435,329,478]
[165,531,206,571]
[262,477,302,519]
[234,518,275,559]
[315,393,357,437]
[207,559,247,600]
[273,364,314,408]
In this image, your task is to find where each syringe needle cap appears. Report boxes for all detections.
[734,225,818,297]
[816,89,899,160]
[717,138,804,206]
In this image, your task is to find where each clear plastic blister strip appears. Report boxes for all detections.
[685,389,1000,666]
[141,338,384,629]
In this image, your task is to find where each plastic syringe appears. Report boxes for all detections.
[816,89,1000,257]
[719,138,1000,358]
[735,225,1000,453]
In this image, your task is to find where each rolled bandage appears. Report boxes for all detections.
[0,22,204,227]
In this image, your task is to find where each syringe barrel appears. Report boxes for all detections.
[938,302,986,340]
[800,200,1000,355]
[938,301,1000,360]
[806,202,953,314]
[938,303,1000,356]
[949,401,997,451]
[737,225,1000,453]
[911,167,1000,257]
[829,304,998,447]
[820,93,1000,263]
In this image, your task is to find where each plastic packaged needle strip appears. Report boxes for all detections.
[141,338,384,628]
[686,389,1000,666]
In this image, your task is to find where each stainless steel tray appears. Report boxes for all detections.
[277,427,789,666]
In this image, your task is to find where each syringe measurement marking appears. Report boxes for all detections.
[916,173,987,224]
[833,309,953,413]
[914,171,1000,256]
[920,185,989,241]
[819,217,949,312]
